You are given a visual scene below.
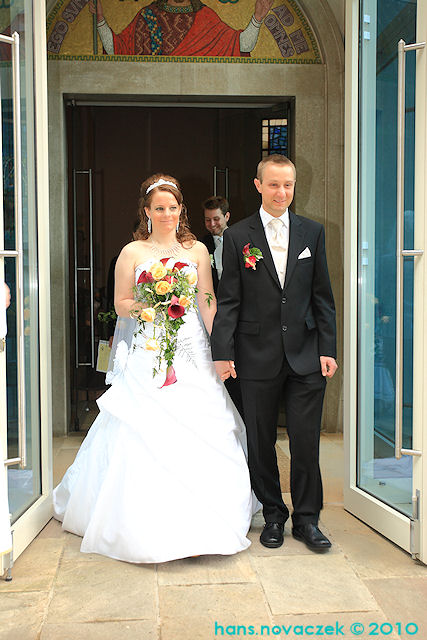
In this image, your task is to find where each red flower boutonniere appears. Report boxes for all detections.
[242,243,263,270]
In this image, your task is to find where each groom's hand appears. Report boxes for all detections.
[320,356,338,378]
[214,360,237,382]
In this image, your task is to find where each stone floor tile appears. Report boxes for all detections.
[364,576,427,636]
[321,504,377,534]
[159,583,271,621]
[46,558,157,623]
[0,591,49,640]
[157,551,256,585]
[37,518,67,540]
[161,616,270,640]
[52,448,81,486]
[54,434,85,450]
[39,620,158,640]
[0,538,64,593]
[60,530,100,562]
[251,554,378,615]
[330,529,424,579]
[320,507,425,578]
[272,612,400,640]
[323,477,344,504]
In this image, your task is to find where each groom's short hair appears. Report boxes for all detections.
[257,154,296,182]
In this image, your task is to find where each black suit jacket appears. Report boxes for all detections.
[211,211,336,380]
[201,233,220,295]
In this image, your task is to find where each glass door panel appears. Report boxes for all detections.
[1,0,43,562]
[357,0,417,518]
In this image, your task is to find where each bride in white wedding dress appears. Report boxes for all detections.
[53,174,257,563]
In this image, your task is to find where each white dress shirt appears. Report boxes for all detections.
[213,235,224,280]
[259,206,289,287]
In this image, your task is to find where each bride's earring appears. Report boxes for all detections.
[176,219,180,233]
[147,217,152,233]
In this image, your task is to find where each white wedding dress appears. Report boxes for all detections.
[53,258,257,563]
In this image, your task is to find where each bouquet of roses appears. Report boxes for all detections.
[131,258,198,387]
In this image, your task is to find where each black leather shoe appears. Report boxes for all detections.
[292,523,331,551]
[260,522,284,548]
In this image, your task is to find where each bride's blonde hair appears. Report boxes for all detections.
[134,173,196,245]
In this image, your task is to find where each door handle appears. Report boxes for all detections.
[395,39,425,460]
[213,166,229,201]
[73,169,95,368]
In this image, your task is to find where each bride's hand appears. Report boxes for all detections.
[214,360,236,382]
[130,301,148,319]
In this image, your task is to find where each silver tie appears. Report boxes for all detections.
[269,219,287,287]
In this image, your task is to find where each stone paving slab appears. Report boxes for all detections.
[159,583,271,621]
[37,518,68,540]
[250,554,378,615]
[363,576,427,638]
[321,506,427,579]
[160,615,270,640]
[39,620,158,640]
[157,551,257,585]
[272,610,400,639]
[0,538,64,593]
[46,558,157,623]
[0,591,50,640]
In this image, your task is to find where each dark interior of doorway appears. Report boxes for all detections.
[66,97,294,431]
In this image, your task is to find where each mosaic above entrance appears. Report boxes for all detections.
[46,0,322,64]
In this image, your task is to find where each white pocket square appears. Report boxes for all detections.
[298,247,311,259]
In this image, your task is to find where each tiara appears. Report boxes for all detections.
[146,179,177,194]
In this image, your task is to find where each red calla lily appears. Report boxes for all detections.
[168,295,185,319]
[137,270,154,284]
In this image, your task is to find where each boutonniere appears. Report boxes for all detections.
[242,243,263,270]
[209,253,215,268]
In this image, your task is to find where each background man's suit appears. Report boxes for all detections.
[211,210,336,525]
[201,233,219,295]
[202,232,243,417]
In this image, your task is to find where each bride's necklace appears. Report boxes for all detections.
[149,237,182,258]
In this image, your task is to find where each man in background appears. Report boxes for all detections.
[201,195,230,295]
[201,196,243,416]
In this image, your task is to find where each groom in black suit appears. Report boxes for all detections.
[211,154,337,551]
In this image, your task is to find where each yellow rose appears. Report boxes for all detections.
[155,280,172,295]
[145,338,160,351]
[149,263,167,280]
[178,295,191,308]
[140,307,156,322]
[186,271,197,286]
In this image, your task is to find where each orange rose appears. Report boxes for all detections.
[178,295,191,308]
[155,280,172,295]
[145,338,160,351]
[140,307,156,322]
[186,271,197,286]
[149,262,167,280]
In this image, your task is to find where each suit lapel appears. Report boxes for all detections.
[248,213,282,289]
[284,211,306,290]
